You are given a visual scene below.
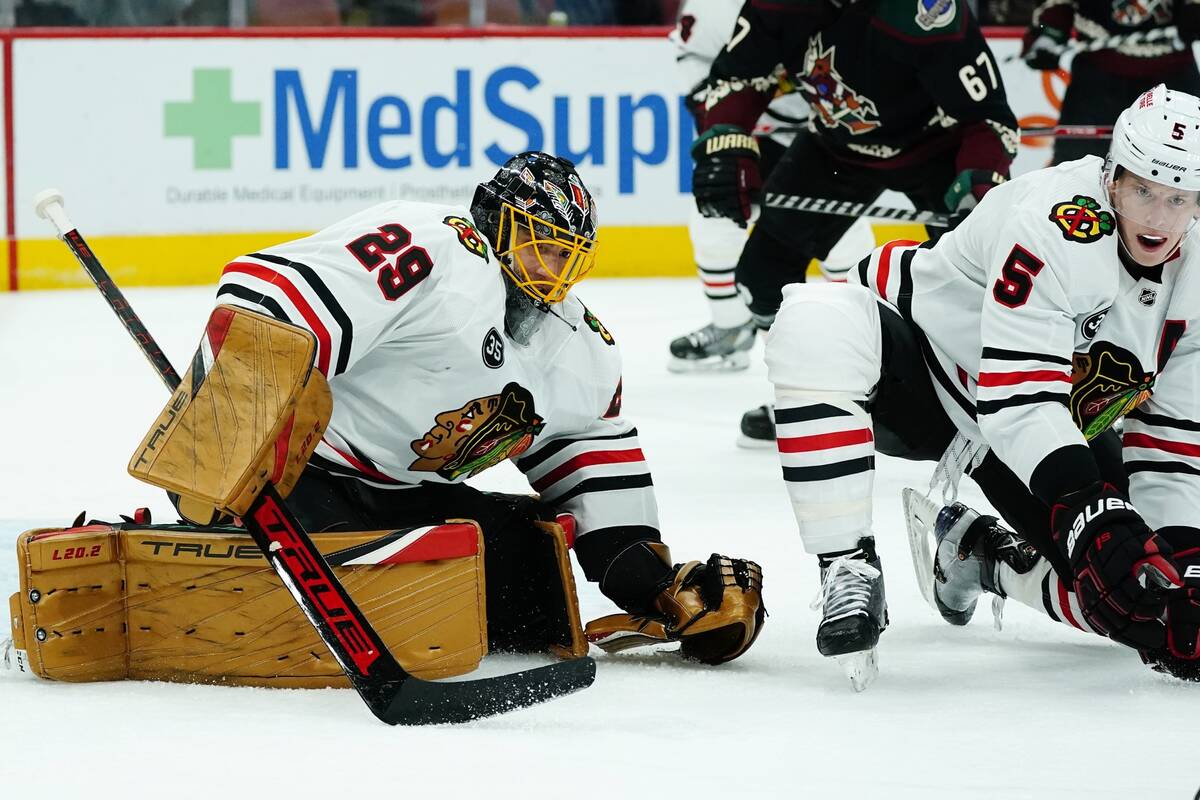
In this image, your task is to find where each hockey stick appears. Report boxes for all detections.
[1003,25,1183,63]
[1019,124,1113,139]
[762,192,955,227]
[32,188,596,725]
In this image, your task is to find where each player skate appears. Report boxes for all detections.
[668,319,757,372]
[904,489,1040,626]
[737,403,775,448]
[813,538,887,691]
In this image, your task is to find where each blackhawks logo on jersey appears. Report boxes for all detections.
[799,35,881,136]
[1070,342,1154,438]
[1048,195,1115,243]
[583,305,614,345]
[409,382,544,480]
[443,215,489,262]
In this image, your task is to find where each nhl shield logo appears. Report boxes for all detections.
[1139,288,1158,307]
[1048,195,1115,243]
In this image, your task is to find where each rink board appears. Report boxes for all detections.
[0,27,1081,289]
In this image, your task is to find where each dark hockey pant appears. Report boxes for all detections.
[739,130,960,322]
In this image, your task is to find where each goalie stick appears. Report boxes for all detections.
[32,188,596,725]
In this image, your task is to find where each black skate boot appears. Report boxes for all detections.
[737,403,775,449]
[667,320,756,373]
[813,537,888,691]
[931,502,1040,626]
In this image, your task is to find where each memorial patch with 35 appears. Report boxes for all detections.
[1070,341,1154,439]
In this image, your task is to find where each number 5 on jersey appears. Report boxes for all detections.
[992,244,1045,308]
[346,223,434,300]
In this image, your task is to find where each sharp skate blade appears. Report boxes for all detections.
[902,487,940,613]
[836,649,878,692]
[666,352,751,373]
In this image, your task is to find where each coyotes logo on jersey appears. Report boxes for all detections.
[1070,342,1154,439]
[799,35,880,136]
[409,382,545,480]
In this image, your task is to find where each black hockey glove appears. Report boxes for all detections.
[1136,527,1200,677]
[1020,24,1069,71]
[943,169,1007,213]
[691,124,762,227]
[1050,482,1180,651]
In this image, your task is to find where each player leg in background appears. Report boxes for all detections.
[669,136,788,372]
[1052,54,1200,165]
[667,210,757,372]
[908,430,1128,636]
[765,281,955,689]
[737,133,885,447]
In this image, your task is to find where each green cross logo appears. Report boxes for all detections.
[164,68,261,170]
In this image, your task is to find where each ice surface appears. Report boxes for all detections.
[1,280,1194,799]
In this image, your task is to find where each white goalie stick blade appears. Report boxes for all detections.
[837,649,878,693]
[902,487,940,613]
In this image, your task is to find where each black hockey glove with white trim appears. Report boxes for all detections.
[1050,482,1180,651]
[1138,527,1200,677]
[691,124,761,227]
[1020,24,1068,71]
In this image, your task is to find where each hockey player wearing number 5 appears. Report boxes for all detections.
[766,86,1200,689]
[690,0,1019,446]
[214,151,766,666]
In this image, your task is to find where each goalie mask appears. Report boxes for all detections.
[471,152,599,325]
[1104,85,1200,263]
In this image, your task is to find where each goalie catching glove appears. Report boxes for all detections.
[585,543,765,665]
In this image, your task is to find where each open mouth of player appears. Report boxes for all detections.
[1136,233,1169,251]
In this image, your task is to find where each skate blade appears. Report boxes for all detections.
[666,351,751,373]
[836,648,878,692]
[902,487,940,613]
[736,433,776,450]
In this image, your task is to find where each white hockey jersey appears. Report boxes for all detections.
[858,156,1200,531]
[216,199,659,547]
[671,0,807,145]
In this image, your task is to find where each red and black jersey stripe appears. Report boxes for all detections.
[219,252,354,376]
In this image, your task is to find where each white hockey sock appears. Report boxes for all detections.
[995,559,1100,634]
[699,265,752,329]
[774,390,875,555]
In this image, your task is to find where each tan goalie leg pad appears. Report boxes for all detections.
[128,305,332,519]
[533,520,587,659]
[9,521,488,686]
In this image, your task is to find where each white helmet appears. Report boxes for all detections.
[1106,84,1200,191]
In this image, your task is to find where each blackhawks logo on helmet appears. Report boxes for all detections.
[1048,195,1115,243]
